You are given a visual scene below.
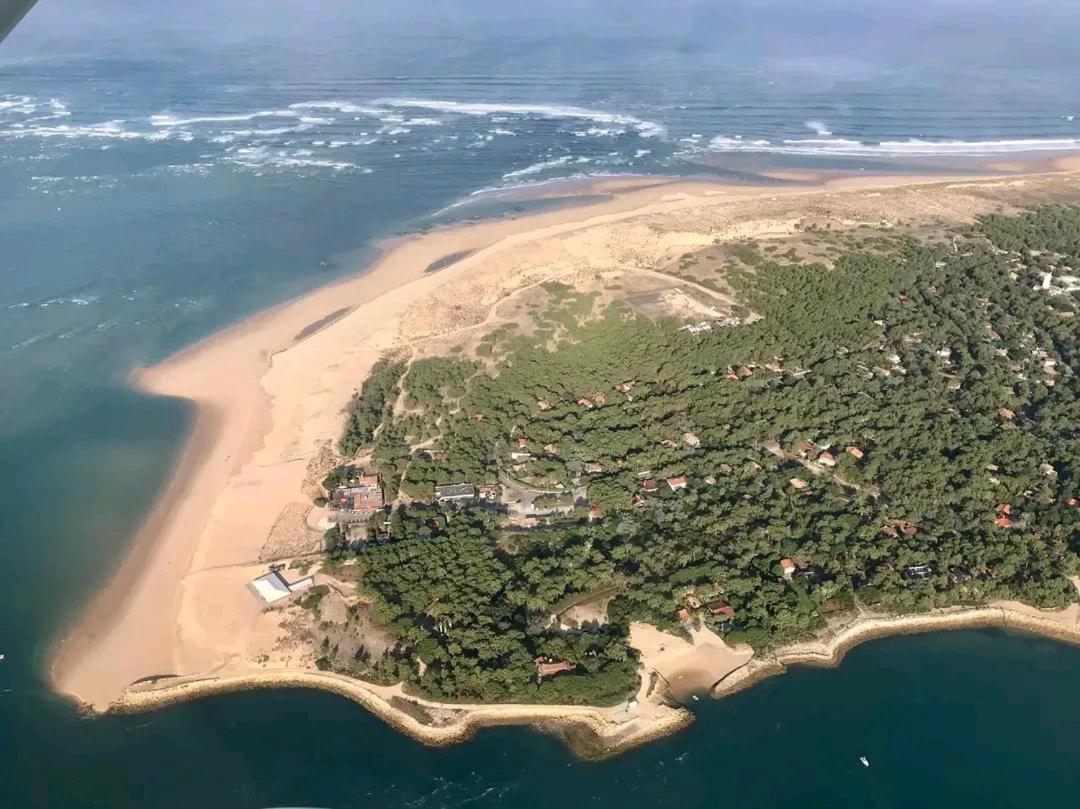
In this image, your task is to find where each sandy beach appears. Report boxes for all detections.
[49,157,1080,753]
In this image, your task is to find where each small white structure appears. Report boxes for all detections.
[249,571,292,605]
[288,575,316,593]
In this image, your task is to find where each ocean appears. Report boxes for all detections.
[2,2,1080,806]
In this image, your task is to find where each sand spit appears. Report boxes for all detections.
[49,156,1080,757]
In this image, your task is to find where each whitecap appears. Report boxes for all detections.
[289,100,384,117]
[0,120,167,141]
[805,120,833,136]
[705,135,1080,157]
[372,97,666,138]
[502,154,574,179]
[149,110,298,127]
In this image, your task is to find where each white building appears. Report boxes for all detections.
[249,571,292,605]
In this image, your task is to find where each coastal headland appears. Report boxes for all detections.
[50,158,1080,758]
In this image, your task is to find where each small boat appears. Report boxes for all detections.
[691,694,700,701]
[859,756,870,768]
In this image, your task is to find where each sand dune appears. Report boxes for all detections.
[50,159,1080,721]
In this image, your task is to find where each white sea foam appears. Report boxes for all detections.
[223,145,368,172]
[0,120,171,141]
[288,100,384,117]
[805,120,833,136]
[150,110,299,127]
[0,95,35,114]
[501,154,575,179]
[373,97,666,138]
[574,126,626,138]
[223,124,314,137]
[706,135,1080,156]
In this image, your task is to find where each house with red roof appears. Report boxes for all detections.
[535,658,576,679]
[708,602,735,619]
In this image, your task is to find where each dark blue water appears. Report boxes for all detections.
[6,629,1080,808]
[3,2,1080,806]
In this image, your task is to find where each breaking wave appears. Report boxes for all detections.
[706,135,1080,156]
[371,97,666,137]
[804,120,832,136]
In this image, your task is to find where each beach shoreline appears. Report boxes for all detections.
[48,155,1080,757]
[103,600,1080,759]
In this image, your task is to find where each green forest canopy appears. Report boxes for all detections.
[331,205,1080,705]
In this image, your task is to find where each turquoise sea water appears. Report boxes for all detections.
[3,2,1080,806]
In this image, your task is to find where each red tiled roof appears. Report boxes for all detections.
[708,602,735,618]
[535,659,575,678]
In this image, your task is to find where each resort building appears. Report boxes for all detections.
[333,474,384,516]
[666,476,688,491]
[248,569,315,606]
[780,558,796,580]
